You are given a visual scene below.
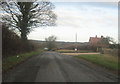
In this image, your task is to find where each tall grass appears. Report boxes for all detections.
[3,50,43,72]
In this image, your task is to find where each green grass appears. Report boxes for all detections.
[75,54,120,71]
[3,50,43,72]
[56,49,91,53]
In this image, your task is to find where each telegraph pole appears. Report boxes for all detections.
[75,32,77,51]
[76,33,77,43]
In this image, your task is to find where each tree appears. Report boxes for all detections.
[45,35,57,50]
[1,1,56,41]
[105,36,117,44]
[100,36,118,49]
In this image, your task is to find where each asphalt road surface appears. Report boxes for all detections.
[3,51,118,82]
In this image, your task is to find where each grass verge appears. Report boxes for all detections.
[56,49,92,53]
[75,54,120,71]
[3,50,43,72]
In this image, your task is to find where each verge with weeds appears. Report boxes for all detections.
[3,50,43,72]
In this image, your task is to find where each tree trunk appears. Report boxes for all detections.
[20,29,29,52]
[21,30,27,42]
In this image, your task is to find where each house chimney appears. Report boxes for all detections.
[101,35,103,38]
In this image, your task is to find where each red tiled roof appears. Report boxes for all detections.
[89,37,103,45]
[89,36,109,48]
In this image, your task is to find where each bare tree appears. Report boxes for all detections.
[45,35,57,50]
[105,36,117,44]
[1,1,57,41]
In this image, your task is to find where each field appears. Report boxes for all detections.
[3,50,43,72]
[75,54,119,71]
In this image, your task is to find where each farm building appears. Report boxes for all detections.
[89,35,109,48]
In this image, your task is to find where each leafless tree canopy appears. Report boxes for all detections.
[1,1,57,41]
[45,35,57,50]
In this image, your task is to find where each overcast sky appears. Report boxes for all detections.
[28,2,118,42]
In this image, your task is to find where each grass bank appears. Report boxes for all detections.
[56,49,93,53]
[75,54,120,71]
[3,50,43,72]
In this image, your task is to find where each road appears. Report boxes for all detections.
[3,51,118,82]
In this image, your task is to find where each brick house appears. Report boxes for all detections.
[89,35,109,51]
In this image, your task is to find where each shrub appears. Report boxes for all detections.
[2,24,34,58]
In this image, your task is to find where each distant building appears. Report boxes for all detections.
[89,35,108,48]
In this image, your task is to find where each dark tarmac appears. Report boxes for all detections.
[3,51,118,82]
